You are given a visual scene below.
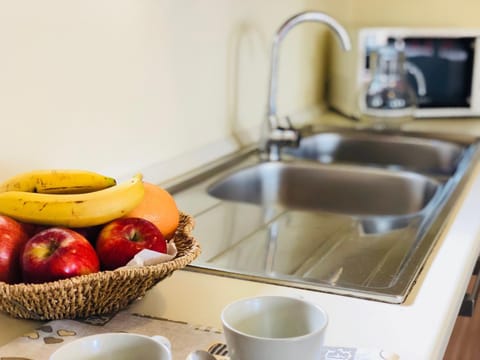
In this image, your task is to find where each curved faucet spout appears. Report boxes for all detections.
[267,11,351,123]
[263,11,351,161]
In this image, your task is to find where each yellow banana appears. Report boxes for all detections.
[0,173,145,227]
[0,169,116,194]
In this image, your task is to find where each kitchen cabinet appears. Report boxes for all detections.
[444,262,480,359]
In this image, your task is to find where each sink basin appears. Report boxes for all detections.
[284,131,465,175]
[208,161,439,216]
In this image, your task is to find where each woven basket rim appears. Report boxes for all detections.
[0,211,200,291]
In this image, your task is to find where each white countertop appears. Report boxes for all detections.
[2,113,480,359]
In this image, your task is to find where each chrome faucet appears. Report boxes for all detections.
[263,11,352,161]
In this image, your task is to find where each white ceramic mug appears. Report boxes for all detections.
[49,332,172,360]
[221,295,328,360]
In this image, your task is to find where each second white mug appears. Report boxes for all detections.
[49,332,172,360]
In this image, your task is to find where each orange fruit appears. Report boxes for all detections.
[124,182,179,239]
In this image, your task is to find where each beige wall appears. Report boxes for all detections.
[0,0,345,180]
[1,1,477,181]
[348,0,480,27]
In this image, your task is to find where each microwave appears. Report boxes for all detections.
[327,27,480,118]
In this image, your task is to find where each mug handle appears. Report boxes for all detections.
[152,335,171,351]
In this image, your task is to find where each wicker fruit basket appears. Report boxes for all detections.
[0,212,200,320]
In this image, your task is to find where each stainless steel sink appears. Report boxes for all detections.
[208,161,439,216]
[284,130,465,176]
[166,128,480,304]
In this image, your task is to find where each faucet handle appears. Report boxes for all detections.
[279,116,295,131]
[268,116,301,147]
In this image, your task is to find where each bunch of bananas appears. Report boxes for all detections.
[0,170,145,227]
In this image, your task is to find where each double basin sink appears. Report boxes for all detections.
[168,126,480,303]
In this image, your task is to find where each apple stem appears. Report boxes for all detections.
[129,230,141,242]
[47,240,60,256]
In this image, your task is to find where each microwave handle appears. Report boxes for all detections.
[459,258,480,317]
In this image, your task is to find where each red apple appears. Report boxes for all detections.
[21,228,100,284]
[96,217,167,270]
[0,215,30,284]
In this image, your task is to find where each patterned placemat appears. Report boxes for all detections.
[0,309,226,360]
[0,308,399,360]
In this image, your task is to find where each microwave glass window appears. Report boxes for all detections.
[394,37,474,108]
[364,37,475,109]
